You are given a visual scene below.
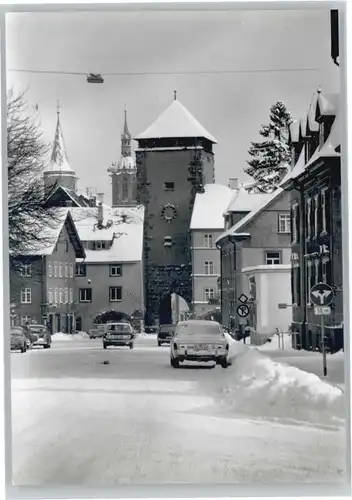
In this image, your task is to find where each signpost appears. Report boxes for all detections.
[310,283,334,377]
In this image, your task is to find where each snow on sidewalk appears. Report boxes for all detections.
[221,332,345,427]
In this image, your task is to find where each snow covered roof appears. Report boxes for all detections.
[44,111,74,173]
[20,209,85,258]
[134,99,217,143]
[280,146,306,187]
[289,120,300,143]
[216,188,284,245]
[306,92,319,133]
[316,92,339,118]
[224,186,272,215]
[190,184,236,230]
[71,205,145,263]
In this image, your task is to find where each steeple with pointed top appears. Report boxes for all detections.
[121,108,132,157]
[108,108,137,207]
[43,103,77,196]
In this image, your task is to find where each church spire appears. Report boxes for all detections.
[49,101,73,172]
[121,108,132,157]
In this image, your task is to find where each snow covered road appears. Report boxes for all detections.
[10,337,346,486]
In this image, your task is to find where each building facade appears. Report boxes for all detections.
[71,204,145,332]
[190,183,235,318]
[10,210,85,332]
[283,90,342,352]
[135,95,216,326]
[217,188,291,338]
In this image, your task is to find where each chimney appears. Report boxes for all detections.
[88,195,97,207]
[98,202,103,225]
[228,178,239,190]
[97,192,104,204]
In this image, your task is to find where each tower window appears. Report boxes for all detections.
[164,182,175,191]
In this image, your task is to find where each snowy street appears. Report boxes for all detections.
[10,334,346,486]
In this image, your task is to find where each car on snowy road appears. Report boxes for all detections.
[170,320,229,368]
[10,327,28,353]
[102,322,135,349]
[88,324,105,339]
[27,324,51,349]
[157,324,176,346]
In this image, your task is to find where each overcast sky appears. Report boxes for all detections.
[6,8,339,205]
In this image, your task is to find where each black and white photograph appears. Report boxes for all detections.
[4,3,348,491]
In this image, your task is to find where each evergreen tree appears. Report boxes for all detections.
[245,101,293,193]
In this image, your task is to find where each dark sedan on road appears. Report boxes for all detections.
[157,324,176,346]
[10,327,27,353]
[103,323,135,349]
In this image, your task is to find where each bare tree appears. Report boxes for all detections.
[7,90,59,274]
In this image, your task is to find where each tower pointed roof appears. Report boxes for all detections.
[45,105,74,173]
[122,108,131,138]
[134,98,217,143]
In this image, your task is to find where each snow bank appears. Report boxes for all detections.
[256,333,293,352]
[51,331,89,341]
[219,338,345,427]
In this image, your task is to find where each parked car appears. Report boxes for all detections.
[10,327,27,353]
[157,324,176,346]
[170,320,229,368]
[88,324,105,339]
[27,324,51,349]
[103,322,135,349]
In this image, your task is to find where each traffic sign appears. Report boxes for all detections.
[278,303,288,309]
[237,304,249,317]
[238,294,249,304]
[239,318,247,325]
[310,283,333,306]
[314,306,331,316]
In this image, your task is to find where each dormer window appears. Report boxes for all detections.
[95,241,108,250]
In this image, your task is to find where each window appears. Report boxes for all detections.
[319,122,325,147]
[59,262,63,278]
[64,287,68,304]
[204,234,213,248]
[95,241,107,250]
[322,257,331,284]
[278,213,291,234]
[69,264,73,278]
[164,182,175,191]
[265,252,281,265]
[306,261,312,305]
[79,288,92,303]
[20,288,31,304]
[21,264,32,277]
[48,263,53,278]
[110,264,122,277]
[48,288,53,304]
[291,203,298,243]
[59,288,63,303]
[65,263,68,278]
[122,177,129,200]
[321,188,328,233]
[21,316,31,325]
[204,261,214,275]
[314,259,320,285]
[204,288,215,302]
[55,288,58,303]
[54,262,58,278]
[109,286,122,302]
[76,263,86,276]
[292,263,300,305]
[306,198,312,239]
[313,195,319,238]
[69,288,73,304]
[64,240,69,252]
